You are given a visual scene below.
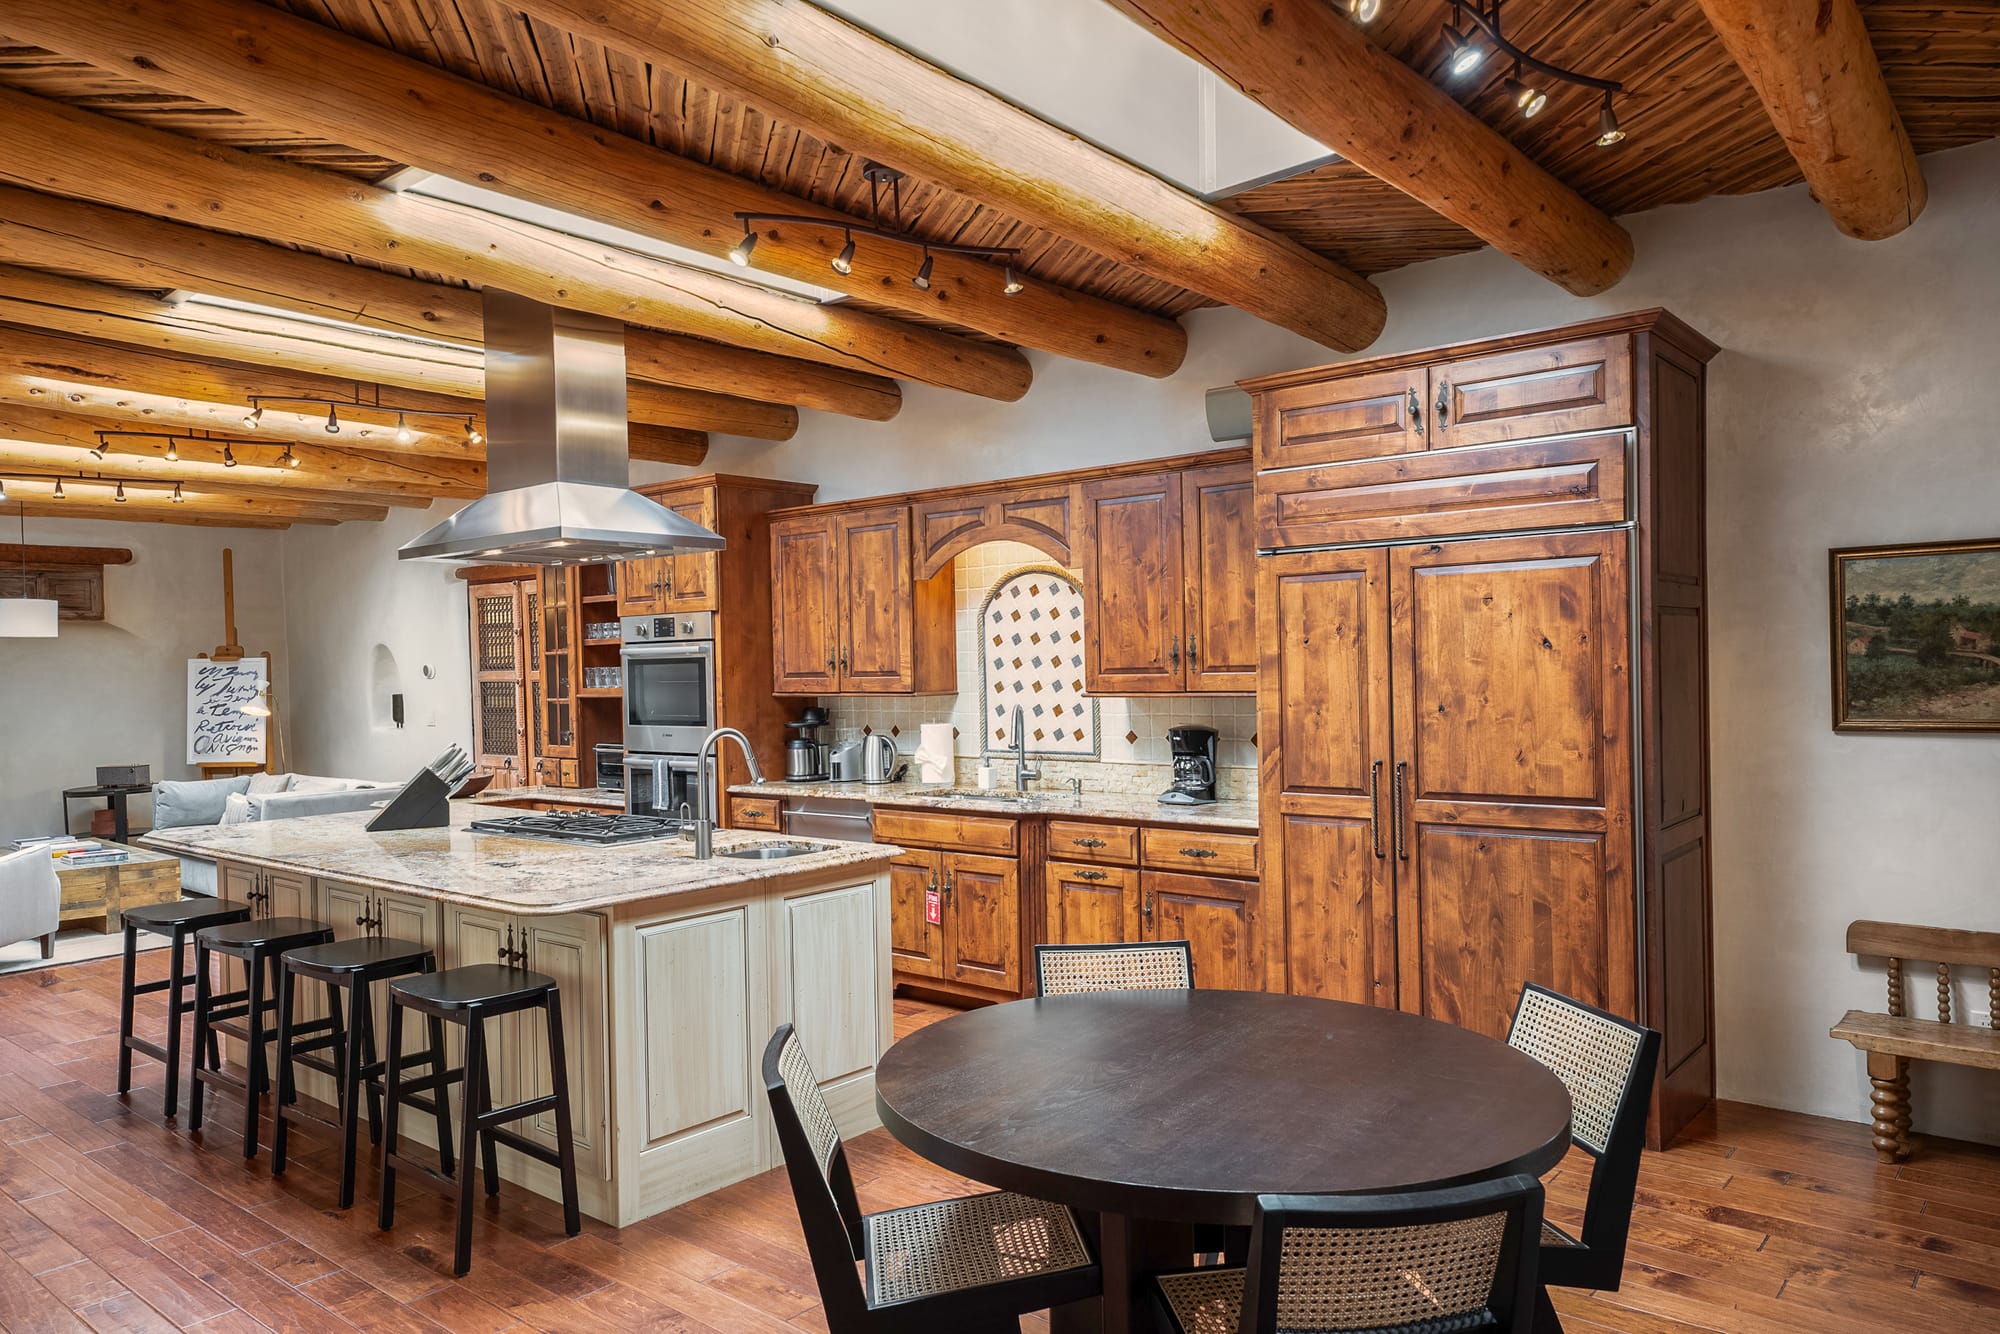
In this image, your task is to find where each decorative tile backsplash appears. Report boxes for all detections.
[815,541,1258,801]
[978,565,1100,758]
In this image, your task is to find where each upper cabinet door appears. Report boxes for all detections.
[1181,463,1257,692]
[1431,334,1632,447]
[770,515,839,696]
[617,556,669,615]
[836,505,917,692]
[1080,473,1186,694]
[1256,367,1427,471]
[660,485,718,612]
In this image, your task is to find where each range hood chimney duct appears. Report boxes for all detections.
[398,290,724,564]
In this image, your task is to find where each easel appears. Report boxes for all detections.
[197,548,277,778]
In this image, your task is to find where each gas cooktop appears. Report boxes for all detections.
[466,812,684,845]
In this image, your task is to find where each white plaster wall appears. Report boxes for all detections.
[0,518,287,841]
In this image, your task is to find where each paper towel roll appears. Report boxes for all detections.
[914,722,955,784]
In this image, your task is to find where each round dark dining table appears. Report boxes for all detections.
[875,989,1574,1334]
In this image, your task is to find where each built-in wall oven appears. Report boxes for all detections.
[620,612,717,753]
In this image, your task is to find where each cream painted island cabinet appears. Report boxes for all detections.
[145,805,897,1226]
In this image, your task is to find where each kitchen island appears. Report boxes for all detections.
[142,805,897,1226]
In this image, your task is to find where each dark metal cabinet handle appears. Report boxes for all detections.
[1076,869,1109,882]
[839,646,849,673]
[1139,893,1154,922]
[1393,760,1410,861]
[1188,633,1199,666]
[1179,846,1219,860]
[1408,386,1423,435]
[1074,836,1107,849]
[1435,381,1451,429]
[1168,635,1180,669]
[940,874,954,905]
[1369,760,1385,859]
[826,651,836,674]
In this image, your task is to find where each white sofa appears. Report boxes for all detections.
[0,846,60,961]
[152,772,394,895]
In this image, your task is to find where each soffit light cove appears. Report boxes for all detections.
[730,161,1027,295]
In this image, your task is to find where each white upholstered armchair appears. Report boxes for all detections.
[0,846,60,961]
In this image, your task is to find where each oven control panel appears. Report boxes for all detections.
[620,611,714,642]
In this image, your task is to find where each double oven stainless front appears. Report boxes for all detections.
[619,612,717,753]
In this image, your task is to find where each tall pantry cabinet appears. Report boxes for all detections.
[1244,311,1717,1145]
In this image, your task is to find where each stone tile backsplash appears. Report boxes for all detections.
[813,541,1258,803]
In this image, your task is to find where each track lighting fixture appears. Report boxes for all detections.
[325,404,341,434]
[243,405,263,429]
[1003,264,1025,296]
[89,436,108,460]
[0,479,7,502]
[172,482,184,504]
[223,443,238,468]
[913,250,934,291]
[114,480,126,502]
[396,412,414,444]
[832,232,856,276]
[164,438,179,462]
[52,479,65,500]
[1349,0,1381,22]
[1595,92,1626,146]
[464,421,484,446]
[1443,16,1484,77]
[280,445,299,469]
[728,225,758,266]
[1505,70,1547,118]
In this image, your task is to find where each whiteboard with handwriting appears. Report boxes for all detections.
[187,658,267,765]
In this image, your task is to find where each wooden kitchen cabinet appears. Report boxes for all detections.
[1044,861,1141,946]
[889,849,946,979]
[1181,464,1258,690]
[621,482,719,615]
[1429,333,1630,447]
[1144,870,1261,993]
[769,505,952,695]
[944,853,1020,994]
[1254,365,1428,472]
[877,811,1023,1001]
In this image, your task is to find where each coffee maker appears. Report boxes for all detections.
[1160,725,1220,805]
[784,707,831,782]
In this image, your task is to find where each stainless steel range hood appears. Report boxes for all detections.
[399,290,724,564]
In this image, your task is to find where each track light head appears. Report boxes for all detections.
[172,482,184,504]
[223,443,238,468]
[1349,0,1381,22]
[912,251,934,291]
[114,480,126,502]
[1505,74,1547,118]
[52,479,65,500]
[164,438,179,462]
[0,479,6,502]
[1596,95,1626,146]
[243,405,263,430]
[89,437,108,460]
[464,420,483,446]
[280,445,299,469]
[832,233,856,276]
[728,227,758,266]
[395,412,414,445]
[325,404,341,434]
[1003,263,1025,296]
[1443,24,1484,77]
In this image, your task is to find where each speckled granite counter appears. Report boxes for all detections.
[729,778,1258,830]
[141,801,897,914]
[469,784,625,810]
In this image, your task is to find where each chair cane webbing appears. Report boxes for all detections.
[776,1030,843,1184]
[1507,988,1644,1155]
[864,1189,1092,1306]
[1037,943,1193,996]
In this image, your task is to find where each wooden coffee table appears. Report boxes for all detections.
[55,846,183,932]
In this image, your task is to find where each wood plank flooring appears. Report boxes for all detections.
[1,951,1997,1331]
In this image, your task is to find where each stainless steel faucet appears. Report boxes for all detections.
[1011,705,1041,793]
[692,727,765,858]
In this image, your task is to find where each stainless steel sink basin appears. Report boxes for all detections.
[720,842,824,860]
[928,788,1039,804]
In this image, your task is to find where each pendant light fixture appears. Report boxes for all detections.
[1429,2,1626,145]
[1,500,59,637]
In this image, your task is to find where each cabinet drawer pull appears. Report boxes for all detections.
[1408,386,1423,435]
[1073,836,1107,849]
[1435,381,1451,429]
[1168,635,1180,669]
[1179,846,1219,860]
[1188,633,1199,666]
[1369,759,1385,860]
[1140,892,1154,921]
[1075,869,1108,882]
[1393,760,1410,862]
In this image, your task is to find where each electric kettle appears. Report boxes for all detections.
[862,733,898,784]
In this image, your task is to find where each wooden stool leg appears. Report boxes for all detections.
[543,991,581,1238]
[161,927,189,1118]
[453,1016,485,1277]
[116,920,139,1095]
[187,939,213,1133]
[1866,1051,1911,1162]
[378,995,408,1232]
[271,966,297,1174]
[476,1036,500,1199]
[427,1015,455,1176]
[242,951,270,1159]
[338,982,370,1211]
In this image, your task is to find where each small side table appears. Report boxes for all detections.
[60,783,152,843]
[55,846,184,934]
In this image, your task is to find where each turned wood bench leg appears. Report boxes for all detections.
[1865,1051,1911,1162]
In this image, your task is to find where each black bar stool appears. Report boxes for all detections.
[116,898,252,1117]
[187,915,335,1158]
[379,963,581,1276]
[272,935,460,1209]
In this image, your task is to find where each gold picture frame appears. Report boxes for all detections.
[1830,537,2000,733]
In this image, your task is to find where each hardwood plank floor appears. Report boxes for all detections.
[0,951,1995,1331]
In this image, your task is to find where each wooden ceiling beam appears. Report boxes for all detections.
[0,449,421,510]
[1,0,1181,378]
[0,264,797,442]
[0,476,382,524]
[0,87,1031,403]
[4,499,293,530]
[501,0,1381,351]
[1098,0,1636,297]
[0,325,707,467]
[0,187,902,422]
[1693,0,1926,239]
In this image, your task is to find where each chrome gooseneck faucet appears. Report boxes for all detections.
[692,727,764,859]
[1010,704,1041,793]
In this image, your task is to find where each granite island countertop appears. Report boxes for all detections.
[140,802,898,914]
[469,784,625,810]
[728,778,1258,831]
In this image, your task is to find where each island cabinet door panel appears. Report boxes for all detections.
[520,916,609,1179]
[944,853,1020,994]
[439,905,524,1146]
[1080,473,1186,693]
[265,870,313,920]
[1388,530,1636,1034]
[1181,463,1258,692]
[1143,871,1259,992]
[835,505,917,692]
[888,850,945,979]
[1044,862,1141,947]
[1259,549,1397,1004]
[780,884,881,1087]
[1431,334,1632,447]
[637,908,757,1161]
[769,515,838,695]
[1256,367,1427,471]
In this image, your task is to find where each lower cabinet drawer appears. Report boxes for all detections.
[1046,820,1138,865]
[875,807,1018,856]
[730,796,781,831]
[1140,827,1259,879]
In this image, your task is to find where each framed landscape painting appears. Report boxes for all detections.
[1831,537,2000,733]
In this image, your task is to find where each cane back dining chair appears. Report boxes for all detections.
[1035,939,1195,997]
[762,1024,1101,1333]
[1505,983,1660,1298]
[1152,1176,1546,1334]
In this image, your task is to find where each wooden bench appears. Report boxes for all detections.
[1831,920,2000,1161]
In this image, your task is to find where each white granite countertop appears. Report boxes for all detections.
[729,779,1258,831]
[140,803,898,914]
[470,785,625,809]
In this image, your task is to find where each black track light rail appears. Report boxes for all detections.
[728,213,1021,263]
[242,394,478,424]
[1456,3,1623,94]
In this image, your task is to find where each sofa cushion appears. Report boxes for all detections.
[246,771,292,796]
[218,792,257,825]
[153,775,252,829]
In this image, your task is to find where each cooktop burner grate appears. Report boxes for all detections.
[466,812,684,845]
